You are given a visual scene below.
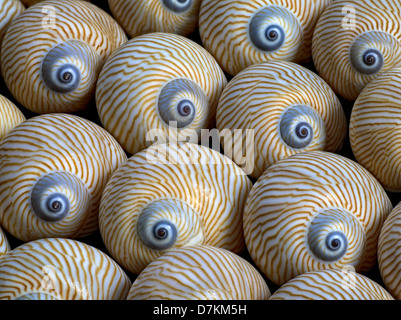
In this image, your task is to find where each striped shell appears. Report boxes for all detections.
[269,269,394,300]
[0,0,127,114]
[216,60,347,179]
[0,238,131,300]
[96,32,227,156]
[0,0,24,44]
[243,151,393,286]
[378,202,401,299]
[0,113,127,242]
[0,226,10,258]
[0,94,25,140]
[99,142,252,274]
[350,68,401,192]
[20,0,90,6]
[312,0,401,101]
[108,0,201,38]
[199,0,332,76]
[127,245,270,300]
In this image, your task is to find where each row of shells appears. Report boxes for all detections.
[0,0,401,300]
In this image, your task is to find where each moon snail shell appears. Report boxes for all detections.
[127,245,270,300]
[0,0,24,45]
[199,0,332,76]
[269,269,394,300]
[96,32,227,156]
[312,0,401,100]
[108,0,202,38]
[99,142,252,274]
[20,0,91,6]
[0,0,127,114]
[0,94,25,141]
[0,238,131,300]
[0,226,10,258]
[216,60,347,179]
[243,151,393,286]
[0,113,127,242]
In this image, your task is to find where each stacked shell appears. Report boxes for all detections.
[0,94,25,141]
[0,113,127,242]
[0,238,131,300]
[1,0,127,114]
[199,0,332,76]
[99,142,252,274]
[243,151,393,286]
[0,0,24,44]
[96,32,227,156]
[216,60,347,178]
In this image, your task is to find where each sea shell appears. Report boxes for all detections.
[269,269,394,300]
[378,202,401,300]
[127,245,270,300]
[0,226,10,258]
[0,0,24,44]
[0,0,127,114]
[0,238,131,300]
[199,0,332,76]
[108,0,201,38]
[350,68,401,192]
[99,142,252,274]
[96,32,227,156]
[20,0,90,6]
[312,0,401,101]
[216,60,347,178]
[0,94,25,141]
[243,151,393,286]
[0,113,127,242]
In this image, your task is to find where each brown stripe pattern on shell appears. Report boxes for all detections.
[1,0,127,114]
[0,113,127,242]
[99,142,252,274]
[243,151,393,286]
[0,238,131,300]
[127,245,270,300]
[0,94,25,141]
[0,226,10,258]
[0,0,24,44]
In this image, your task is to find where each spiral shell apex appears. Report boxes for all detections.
[350,68,401,192]
[269,269,394,300]
[96,32,227,156]
[199,0,332,76]
[108,0,201,38]
[0,94,25,141]
[127,245,270,300]
[243,151,393,286]
[216,60,347,179]
[0,238,131,300]
[99,142,252,274]
[312,0,401,101]
[0,113,127,242]
[1,0,127,114]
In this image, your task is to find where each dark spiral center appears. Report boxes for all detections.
[267,30,278,41]
[331,239,340,249]
[155,227,168,240]
[295,122,311,139]
[364,53,376,66]
[177,100,194,117]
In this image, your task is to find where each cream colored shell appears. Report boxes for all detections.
[1,0,127,114]
[0,113,127,242]
[270,269,394,300]
[378,202,401,300]
[0,0,24,44]
[127,245,270,300]
[0,238,131,300]
[0,226,10,258]
[216,60,347,179]
[312,0,401,101]
[99,142,252,274]
[243,151,393,286]
[350,68,401,192]
[20,0,90,6]
[0,94,25,140]
[108,0,201,38]
[96,32,227,156]
[199,0,332,76]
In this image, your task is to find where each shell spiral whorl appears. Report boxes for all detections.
[312,0,401,101]
[99,142,252,274]
[96,32,227,156]
[127,245,270,300]
[0,113,127,242]
[0,238,132,300]
[216,60,347,179]
[108,0,202,38]
[199,0,332,76]
[0,0,127,114]
[243,151,393,286]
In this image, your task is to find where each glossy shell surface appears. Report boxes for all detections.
[0,94,25,140]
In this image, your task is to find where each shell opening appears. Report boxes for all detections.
[162,0,192,13]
